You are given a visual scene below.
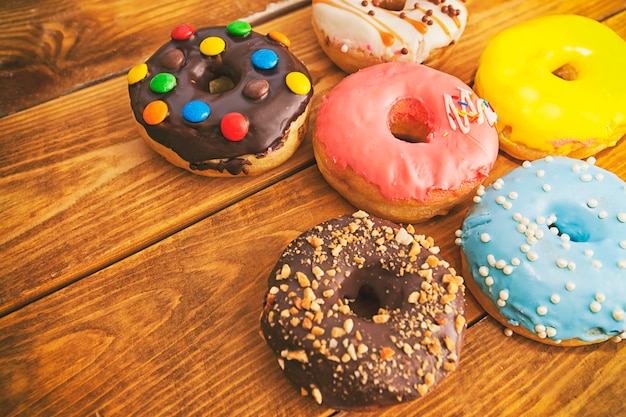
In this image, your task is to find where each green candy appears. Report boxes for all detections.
[226,20,251,37]
[149,73,176,94]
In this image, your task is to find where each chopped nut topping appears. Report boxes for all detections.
[279,264,291,279]
[408,291,420,304]
[296,271,311,287]
[379,346,395,360]
[281,349,309,363]
[373,313,390,324]
[306,236,324,248]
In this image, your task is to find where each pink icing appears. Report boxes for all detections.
[315,62,499,201]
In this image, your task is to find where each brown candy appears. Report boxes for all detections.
[374,0,405,11]
[159,48,185,69]
[243,79,270,100]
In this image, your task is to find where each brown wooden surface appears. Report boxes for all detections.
[1,0,625,416]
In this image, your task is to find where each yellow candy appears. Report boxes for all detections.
[200,36,226,56]
[474,14,626,159]
[143,100,168,125]
[127,63,148,85]
[285,72,311,95]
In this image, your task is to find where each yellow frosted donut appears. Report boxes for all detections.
[474,14,626,160]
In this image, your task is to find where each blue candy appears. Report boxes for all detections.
[182,100,211,123]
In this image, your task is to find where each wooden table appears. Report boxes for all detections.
[1,0,625,415]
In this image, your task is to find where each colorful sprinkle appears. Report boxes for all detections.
[252,49,279,70]
[221,112,249,141]
[268,31,291,48]
[182,101,210,123]
[227,20,252,37]
[127,63,148,85]
[171,24,195,41]
[286,71,311,95]
[150,73,176,93]
[143,100,168,125]
[200,36,226,56]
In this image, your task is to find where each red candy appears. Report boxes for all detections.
[220,112,249,141]
[171,24,195,41]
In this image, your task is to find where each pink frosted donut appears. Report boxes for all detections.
[313,62,499,223]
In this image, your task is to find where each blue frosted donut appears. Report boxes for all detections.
[458,156,626,345]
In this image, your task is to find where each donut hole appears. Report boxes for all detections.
[552,63,578,81]
[192,63,239,94]
[387,97,432,144]
[344,268,406,320]
[548,203,606,242]
[351,285,382,318]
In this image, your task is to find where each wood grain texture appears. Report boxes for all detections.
[0,0,310,116]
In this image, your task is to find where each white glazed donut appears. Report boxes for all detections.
[458,156,626,346]
[311,0,468,73]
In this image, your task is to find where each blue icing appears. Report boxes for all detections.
[460,156,626,343]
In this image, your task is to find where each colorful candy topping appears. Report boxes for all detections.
[143,100,169,125]
[200,36,226,56]
[150,73,176,94]
[182,101,211,123]
[127,63,148,85]
[268,31,291,48]
[160,48,185,69]
[286,72,312,95]
[221,112,249,141]
[171,24,195,41]
[226,20,252,37]
[243,79,270,100]
[252,49,279,70]
[444,87,497,134]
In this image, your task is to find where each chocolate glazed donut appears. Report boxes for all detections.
[260,211,466,410]
[128,21,313,176]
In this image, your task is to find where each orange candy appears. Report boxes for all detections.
[143,100,168,125]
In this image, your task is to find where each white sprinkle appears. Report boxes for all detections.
[473,196,482,203]
[499,289,510,300]
[556,258,568,268]
[618,213,626,223]
[520,244,530,253]
[587,199,598,208]
[503,265,513,275]
[522,161,532,168]
[592,260,602,269]
[504,328,514,337]
[496,196,506,205]
[495,259,507,269]
[586,156,596,165]
[477,185,485,196]
[340,44,349,53]
[561,234,571,242]
[485,276,494,286]
[572,164,581,173]
[534,324,546,333]
[545,156,554,162]
[595,173,604,181]
[513,212,523,221]
[546,327,557,338]
[497,299,506,307]
[511,257,521,266]
[478,266,489,277]
[537,331,547,339]
[508,191,518,200]
[618,260,626,269]
[455,237,462,246]
[527,236,538,245]
[550,294,561,304]
[535,229,544,239]
[537,306,548,316]
[536,216,546,225]
[503,201,513,210]
[517,224,527,233]
[536,169,545,178]
[521,217,530,226]
[568,261,576,271]
[492,179,503,190]
[581,173,592,182]
[566,282,576,291]
[613,309,625,321]
[487,254,496,266]
[455,229,463,237]
[595,293,606,303]
[480,233,491,243]
[562,242,571,250]
[584,249,594,257]
[527,252,538,261]
[599,211,608,219]
[621,240,626,249]
[590,301,602,313]
[542,184,551,192]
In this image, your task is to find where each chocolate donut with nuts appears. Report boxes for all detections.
[127,21,313,176]
[260,211,466,410]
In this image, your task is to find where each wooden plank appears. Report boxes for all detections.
[337,315,626,417]
[0,0,310,116]
[0,165,486,417]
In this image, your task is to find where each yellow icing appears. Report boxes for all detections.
[474,15,626,157]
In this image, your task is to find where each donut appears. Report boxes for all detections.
[474,14,626,161]
[260,211,466,410]
[313,62,499,223]
[457,156,626,346]
[127,21,313,176]
[311,0,467,73]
